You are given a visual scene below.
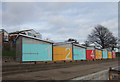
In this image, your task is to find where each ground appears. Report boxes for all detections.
[2,59,118,80]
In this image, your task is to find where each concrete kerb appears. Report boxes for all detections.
[71,66,118,80]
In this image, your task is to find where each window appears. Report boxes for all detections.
[4,35,8,41]
[28,32,32,36]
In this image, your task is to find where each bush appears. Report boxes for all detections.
[115,52,120,57]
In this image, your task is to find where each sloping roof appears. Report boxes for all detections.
[0,29,8,33]
[16,34,54,44]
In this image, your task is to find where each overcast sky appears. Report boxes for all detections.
[1,2,118,43]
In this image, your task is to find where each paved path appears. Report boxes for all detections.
[2,60,118,80]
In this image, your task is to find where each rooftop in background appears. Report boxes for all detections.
[0,29,9,42]
[9,29,42,41]
[0,29,8,33]
[9,29,39,34]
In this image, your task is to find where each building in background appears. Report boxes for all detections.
[9,29,42,43]
[118,38,120,52]
[65,38,79,44]
[0,32,2,56]
[0,29,9,42]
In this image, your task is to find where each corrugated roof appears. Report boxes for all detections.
[53,42,72,45]
[16,34,54,44]
[53,42,86,48]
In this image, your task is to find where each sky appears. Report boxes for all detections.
[1,2,118,43]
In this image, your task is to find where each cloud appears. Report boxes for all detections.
[101,18,118,37]
[2,0,119,2]
[3,3,41,25]
[48,15,69,26]
[56,27,67,34]
[2,2,118,43]
[0,2,2,28]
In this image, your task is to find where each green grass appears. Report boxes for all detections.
[2,50,16,57]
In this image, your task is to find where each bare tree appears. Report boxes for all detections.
[81,41,90,47]
[87,25,117,50]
